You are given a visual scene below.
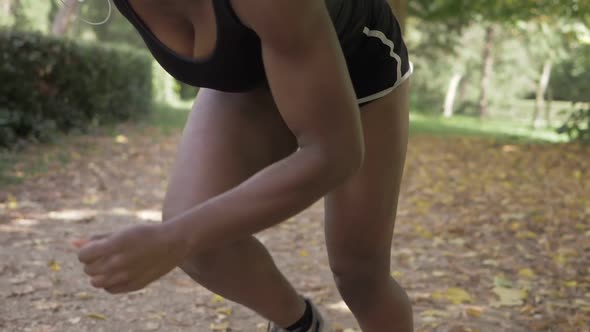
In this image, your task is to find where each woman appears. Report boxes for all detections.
[76,0,413,331]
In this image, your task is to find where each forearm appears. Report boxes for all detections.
[163,145,351,255]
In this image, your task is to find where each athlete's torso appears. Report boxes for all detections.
[112,0,387,91]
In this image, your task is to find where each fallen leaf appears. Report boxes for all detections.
[465,306,483,318]
[115,135,129,144]
[9,285,35,297]
[48,260,60,272]
[68,317,81,325]
[7,194,18,209]
[211,294,225,304]
[432,288,472,304]
[210,322,230,331]
[9,272,35,285]
[483,260,498,267]
[518,268,536,278]
[33,300,60,311]
[327,301,351,313]
[494,276,513,288]
[86,313,107,320]
[76,292,92,300]
[516,231,538,239]
[420,309,449,318]
[298,250,309,257]
[144,321,160,331]
[449,238,466,246]
[492,287,527,307]
[500,212,526,221]
[553,254,567,265]
[414,225,433,239]
[216,307,232,316]
[432,271,447,277]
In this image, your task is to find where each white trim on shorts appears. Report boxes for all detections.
[357,26,414,105]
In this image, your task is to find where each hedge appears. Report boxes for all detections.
[0,30,153,147]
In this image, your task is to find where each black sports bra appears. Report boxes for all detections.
[113,0,374,92]
[113,0,266,91]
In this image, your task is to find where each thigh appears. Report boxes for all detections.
[324,81,410,270]
[162,87,297,225]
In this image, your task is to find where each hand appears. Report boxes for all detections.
[76,224,189,294]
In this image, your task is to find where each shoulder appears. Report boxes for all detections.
[230,0,331,48]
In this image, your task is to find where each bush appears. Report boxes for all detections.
[0,29,153,148]
[550,44,590,103]
[175,80,199,101]
[557,103,590,143]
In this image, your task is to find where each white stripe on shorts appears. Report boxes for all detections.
[357,27,413,105]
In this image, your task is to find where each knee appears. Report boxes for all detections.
[329,254,390,290]
[177,249,220,278]
[177,237,259,277]
[161,204,185,224]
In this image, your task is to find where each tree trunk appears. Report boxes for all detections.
[479,25,496,119]
[545,86,553,127]
[1,0,11,17]
[51,0,79,36]
[532,60,552,128]
[444,72,463,118]
[389,0,407,32]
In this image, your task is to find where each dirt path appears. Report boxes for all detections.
[1,123,588,332]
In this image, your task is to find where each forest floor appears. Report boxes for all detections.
[1,116,589,332]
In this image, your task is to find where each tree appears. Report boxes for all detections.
[443,73,462,118]
[389,0,407,32]
[409,0,590,118]
[51,0,79,36]
[1,0,12,17]
[478,24,496,119]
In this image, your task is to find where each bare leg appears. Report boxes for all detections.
[162,87,305,327]
[325,81,413,331]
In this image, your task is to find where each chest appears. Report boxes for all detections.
[126,0,216,60]
[113,0,266,91]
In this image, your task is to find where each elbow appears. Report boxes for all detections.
[319,138,365,186]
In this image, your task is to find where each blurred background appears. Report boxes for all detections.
[0,0,589,147]
[0,1,588,332]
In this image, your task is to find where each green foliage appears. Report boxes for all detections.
[411,0,590,25]
[557,104,590,143]
[550,44,590,102]
[408,23,539,115]
[72,2,146,46]
[0,29,153,148]
[174,81,199,101]
[8,0,52,32]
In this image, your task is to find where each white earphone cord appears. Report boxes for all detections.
[58,0,112,26]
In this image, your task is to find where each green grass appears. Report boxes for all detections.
[409,113,567,143]
[0,149,60,187]
[143,100,568,143]
[0,153,24,186]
